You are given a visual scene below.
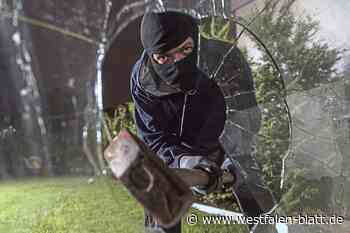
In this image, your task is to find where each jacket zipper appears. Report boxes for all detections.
[179,93,188,138]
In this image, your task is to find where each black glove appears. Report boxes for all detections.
[221,157,247,190]
[193,158,223,194]
[178,145,225,194]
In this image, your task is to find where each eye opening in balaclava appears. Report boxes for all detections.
[140,11,199,92]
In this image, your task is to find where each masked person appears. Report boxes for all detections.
[130,11,226,233]
[131,11,276,233]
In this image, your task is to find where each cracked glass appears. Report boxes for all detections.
[0,0,349,232]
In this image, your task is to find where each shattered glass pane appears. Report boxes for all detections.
[1,0,350,232]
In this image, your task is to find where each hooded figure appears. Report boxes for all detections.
[130,11,226,233]
[140,11,199,92]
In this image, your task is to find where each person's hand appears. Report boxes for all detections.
[193,158,223,194]
[221,158,247,189]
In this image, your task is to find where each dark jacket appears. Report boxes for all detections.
[130,52,226,168]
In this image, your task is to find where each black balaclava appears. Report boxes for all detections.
[140,11,199,92]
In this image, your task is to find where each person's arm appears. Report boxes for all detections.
[180,79,227,193]
[194,79,227,162]
[131,73,202,167]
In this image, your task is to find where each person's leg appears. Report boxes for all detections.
[144,209,182,233]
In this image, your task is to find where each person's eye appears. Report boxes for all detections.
[182,46,193,54]
[154,55,169,64]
